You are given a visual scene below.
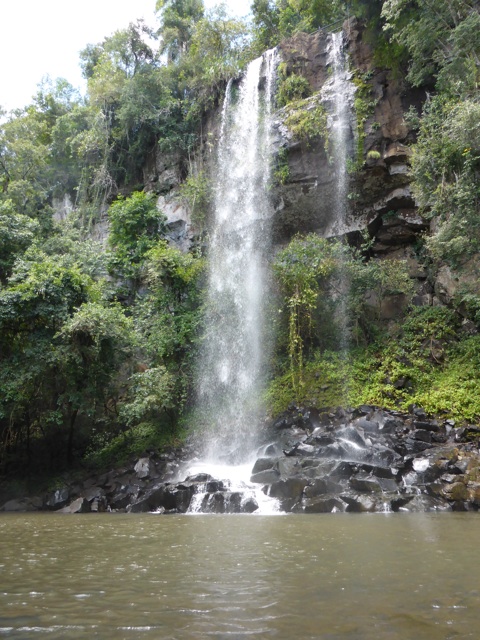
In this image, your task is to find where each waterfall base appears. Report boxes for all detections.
[123,406,479,515]
[5,406,480,514]
[128,461,281,515]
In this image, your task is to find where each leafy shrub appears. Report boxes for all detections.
[179,168,212,228]
[277,73,311,107]
[108,191,166,278]
[84,421,184,468]
[284,97,328,146]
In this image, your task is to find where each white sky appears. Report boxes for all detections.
[0,0,252,112]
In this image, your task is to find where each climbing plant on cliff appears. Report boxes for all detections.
[272,234,414,400]
[251,0,344,50]
[273,235,343,394]
[156,0,205,62]
[411,96,480,267]
[381,0,480,284]
[107,191,166,281]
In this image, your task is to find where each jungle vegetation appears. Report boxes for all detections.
[1,0,479,481]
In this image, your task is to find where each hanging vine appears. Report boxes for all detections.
[274,235,339,397]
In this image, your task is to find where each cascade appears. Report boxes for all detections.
[321,31,356,353]
[195,49,277,465]
[182,50,280,514]
[321,31,356,237]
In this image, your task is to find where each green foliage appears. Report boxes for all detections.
[0,200,39,282]
[274,235,339,391]
[41,214,109,280]
[278,0,343,38]
[0,253,92,333]
[273,147,290,184]
[265,350,351,415]
[0,255,95,471]
[82,21,185,186]
[156,0,205,62]
[55,301,135,459]
[107,191,166,278]
[277,73,311,107]
[179,167,212,227]
[348,254,415,326]
[161,5,249,132]
[250,0,346,52]
[411,96,480,266]
[266,306,480,423]
[137,241,205,406]
[250,0,281,52]
[119,367,176,427]
[352,71,377,166]
[84,421,184,468]
[0,78,90,222]
[272,233,414,400]
[382,0,480,95]
[0,107,50,216]
[284,97,328,146]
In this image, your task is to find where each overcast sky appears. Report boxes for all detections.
[0,0,252,112]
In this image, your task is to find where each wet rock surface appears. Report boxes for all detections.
[2,406,480,515]
[253,405,480,513]
[272,19,425,246]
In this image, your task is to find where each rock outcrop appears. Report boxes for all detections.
[271,19,425,244]
[247,405,480,513]
[4,406,480,515]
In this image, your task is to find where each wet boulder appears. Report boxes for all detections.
[329,461,355,480]
[58,497,90,514]
[242,497,259,513]
[268,478,308,500]
[443,482,469,502]
[1,498,39,512]
[304,478,343,497]
[341,493,378,512]
[251,469,281,484]
[349,475,383,493]
[45,487,70,510]
[129,483,182,513]
[109,483,141,510]
[302,497,345,513]
[250,458,281,484]
[134,457,151,479]
[395,494,451,512]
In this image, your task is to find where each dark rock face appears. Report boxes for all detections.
[244,405,480,514]
[271,19,425,246]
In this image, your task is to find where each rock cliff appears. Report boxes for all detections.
[272,19,425,255]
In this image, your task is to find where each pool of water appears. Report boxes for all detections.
[0,512,479,639]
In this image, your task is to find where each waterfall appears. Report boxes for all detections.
[322,31,356,237]
[321,31,356,355]
[195,50,277,465]
[180,34,355,513]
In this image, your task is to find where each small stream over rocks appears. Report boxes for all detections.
[4,405,480,515]
[126,405,480,515]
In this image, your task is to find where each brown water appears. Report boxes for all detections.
[0,513,479,639]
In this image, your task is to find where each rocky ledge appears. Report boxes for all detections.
[2,406,480,515]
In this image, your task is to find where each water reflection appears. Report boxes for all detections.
[0,513,479,639]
